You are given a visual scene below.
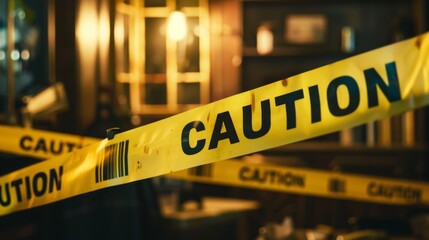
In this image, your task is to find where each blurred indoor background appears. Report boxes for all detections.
[0,0,429,239]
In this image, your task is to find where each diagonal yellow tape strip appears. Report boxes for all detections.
[169,159,429,206]
[0,125,98,159]
[1,32,429,216]
[1,125,428,207]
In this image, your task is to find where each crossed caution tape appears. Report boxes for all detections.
[1,32,429,216]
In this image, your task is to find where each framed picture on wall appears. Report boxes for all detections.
[284,14,327,44]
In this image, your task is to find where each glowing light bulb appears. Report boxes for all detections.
[11,50,20,61]
[257,25,273,55]
[167,11,187,41]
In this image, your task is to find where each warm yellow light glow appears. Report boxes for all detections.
[257,25,273,55]
[167,11,187,41]
[76,0,98,127]
[75,0,97,80]
[26,87,56,114]
[22,83,68,128]
[76,5,98,47]
[114,15,124,47]
[21,50,30,60]
[98,6,110,49]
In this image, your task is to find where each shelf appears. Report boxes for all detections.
[264,141,429,155]
[242,47,356,58]
[116,72,204,83]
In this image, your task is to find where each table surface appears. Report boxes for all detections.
[162,196,260,220]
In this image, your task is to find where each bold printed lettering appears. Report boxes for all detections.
[238,167,305,188]
[367,182,377,196]
[34,139,47,153]
[209,112,239,150]
[279,173,305,186]
[239,166,251,180]
[50,141,63,155]
[0,166,64,207]
[365,61,401,108]
[20,136,32,151]
[243,99,271,139]
[327,76,360,116]
[66,142,79,152]
[275,90,304,129]
[49,166,63,192]
[20,136,81,155]
[181,121,206,155]
[308,85,321,123]
[367,182,421,202]
[253,169,262,183]
[25,176,32,200]
[0,184,11,206]
[11,179,23,202]
[33,172,47,197]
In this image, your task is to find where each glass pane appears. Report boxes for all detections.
[177,17,199,73]
[116,13,130,73]
[145,18,166,74]
[144,0,166,7]
[15,0,50,97]
[115,82,130,115]
[177,0,199,8]
[1,0,49,116]
[144,83,167,104]
[177,82,200,104]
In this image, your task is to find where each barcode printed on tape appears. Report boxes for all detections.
[189,164,212,178]
[329,178,346,193]
[95,140,129,183]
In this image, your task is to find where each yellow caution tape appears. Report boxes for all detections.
[169,158,429,205]
[1,125,428,206]
[0,125,98,159]
[0,125,427,207]
[1,32,429,216]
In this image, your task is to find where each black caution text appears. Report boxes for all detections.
[20,135,82,155]
[367,181,422,203]
[239,166,305,188]
[0,166,64,207]
[181,62,401,155]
